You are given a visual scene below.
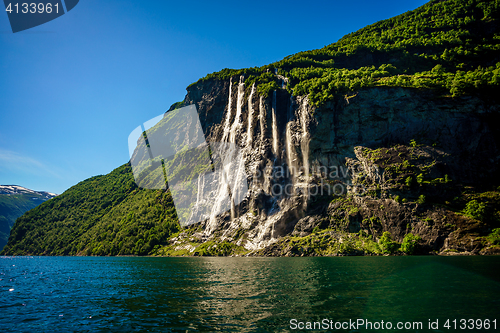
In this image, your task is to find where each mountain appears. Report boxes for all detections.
[0,185,57,250]
[3,0,500,256]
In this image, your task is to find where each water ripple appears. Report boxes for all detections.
[0,256,498,332]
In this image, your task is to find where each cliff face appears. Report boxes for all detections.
[159,76,500,255]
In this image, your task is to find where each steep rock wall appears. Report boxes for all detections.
[176,75,500,254]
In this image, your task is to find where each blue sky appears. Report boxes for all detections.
[0,0,428,194]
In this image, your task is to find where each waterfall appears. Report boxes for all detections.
[230,145,247,219]
[246,83,256,146]
[205,143,242,232]
[204,76,249,231]
[196,172,204,204]
[201,74,310,238]
[288,95,294,121]
[206,147,232,232]
[300,99,310,180]
[229,75,245,144]
[221,77,234,143]
[271,90,279,157]
[259,96,265,142]
[277,74,288,89]
[299,98,310,207]
[284,97,310,200]
[285,122,297,192]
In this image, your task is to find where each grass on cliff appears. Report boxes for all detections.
[190,0,500,106]
[158,239,248,257]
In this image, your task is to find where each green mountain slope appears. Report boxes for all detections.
[2,0,500,256]
[2,164,179,256]
[0,186,56,250]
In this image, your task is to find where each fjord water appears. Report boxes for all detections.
[1,257,499,332]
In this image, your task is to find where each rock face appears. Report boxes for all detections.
[163,75,500,255]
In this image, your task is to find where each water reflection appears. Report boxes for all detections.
[362,257,500,326]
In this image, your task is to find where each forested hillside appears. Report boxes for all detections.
[0,186,56,250]
[2,165,179,255]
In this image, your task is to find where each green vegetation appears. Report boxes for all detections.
[463,199,486,221]
[400,233,422,254]
[405,176,413,187]
[486,228,500,245]
[417,194,427,205]
[261,229,424,256]
[0,192,53,250]
[1,164,180,256]
[169,101,184,110]
[417,173,424,184]
[190,0,500,106]
[379,231,400,254]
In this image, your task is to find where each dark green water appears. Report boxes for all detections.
[0,256,499,332]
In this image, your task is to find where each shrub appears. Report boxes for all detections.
[379,231,400,254]
[196,241,238,256]
[416,173,424,184]
[486,228,500,245]
[463,199,486,221]
[405,176,413,187]
[417,195,426,205]
[400,233,421,254]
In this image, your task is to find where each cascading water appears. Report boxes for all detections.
[285,122,298,193]
[277,74,288,90]
[299,98,310,208]
[221,77,233,143]
[229,76,245,144]
[204,141,248,234]
[271,90,279,157]
[205,76,249,233]
[246,83,256,146]
[198,74,312,247]
[259,96,266,142]
[288,95,294,121]
[206,146,231,233]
